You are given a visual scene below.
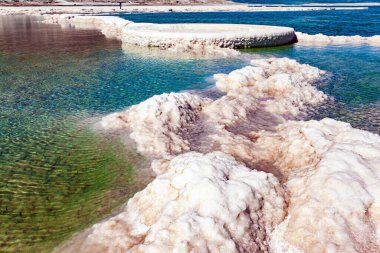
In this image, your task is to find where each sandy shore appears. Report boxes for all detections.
[0,3,368,15]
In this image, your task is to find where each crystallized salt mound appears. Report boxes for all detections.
[91,57,380,253]
[121,23,296,49]
[99,58,328,167]
[101,93,210,158]
[43,15,132,40]
[71,118,380,253]
[213,57,327,115]
[267,118,380,253]
[61,152,286,253]
[296,32,380,46]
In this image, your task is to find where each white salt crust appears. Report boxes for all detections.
[121,23,296,49]
[61,152,286,253]
[296,32,380,46]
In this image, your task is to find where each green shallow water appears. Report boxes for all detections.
[0,15,246,252]
[1,14,380,252]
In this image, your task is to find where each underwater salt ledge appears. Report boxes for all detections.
[48,15,380,253]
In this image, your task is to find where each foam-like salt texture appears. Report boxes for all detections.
[296,32,380,46]
[101,93,209,159]
[268,119,380,253]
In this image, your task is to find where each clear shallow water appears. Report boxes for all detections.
[0,16,246,252]
[117,7,380,36]
[1,8,380,252]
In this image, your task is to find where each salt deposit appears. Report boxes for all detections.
[101,93,210,159]
[296,32,380,46]
[57,152,286,253]
[269,119,380,253]
[43,15,296,53]
[99,58,328,169]
[121,23,296,49]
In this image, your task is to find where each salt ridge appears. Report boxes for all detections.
[56,56,380,253]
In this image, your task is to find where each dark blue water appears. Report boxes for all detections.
[116,8,380,36]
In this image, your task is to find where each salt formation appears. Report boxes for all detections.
[101,93,210,159]
[268,119,380,253]
[296,32,380,46]
[121,23,296,49]
[99,57,328,171]
[43,15,296,54]
[57,55,380,252]
[214,57,327,116]
[60,152,286,253]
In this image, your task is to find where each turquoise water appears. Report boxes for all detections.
[1,8,380,252]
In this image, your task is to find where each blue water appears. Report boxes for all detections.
[116,7,380,36]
